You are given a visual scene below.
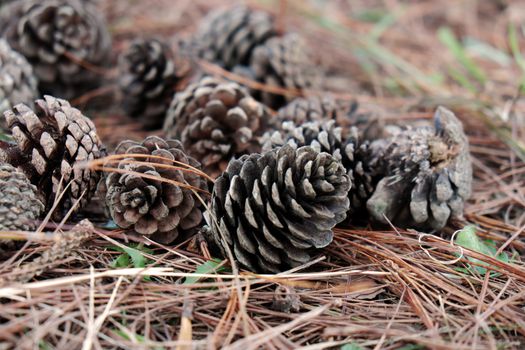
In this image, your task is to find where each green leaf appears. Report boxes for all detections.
[109,243,154,278]
[341,343,365,350]
[454,225,509,275]
[183,258,225,285]
[438,26,486,84]
[111,252,130,268]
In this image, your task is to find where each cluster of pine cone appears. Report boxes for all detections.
[0,1,473,273]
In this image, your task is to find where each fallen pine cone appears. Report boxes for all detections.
[0,39,38,128]
[119,38,181,130]
[194,5,277,70]
[0,162,44,232]
[163,76,269,177]
[0,0,111,99]
[236,34,322,109]
[262,120,379,216]
[104,136,208,244]
[366,106,472,231]
[0,95,105,219]
[206,144,351,273]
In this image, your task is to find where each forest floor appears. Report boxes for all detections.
[1,0,525,349]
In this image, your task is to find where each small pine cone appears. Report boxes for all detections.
[272,95,364,131]
[0,163,44,232]
[367,107,472,230]
[1,0,111,99]
[119,39,181,130]
[163,76,269,176]
[105,136,208,244]
[238,34,322,109]
[262,120,378,214]
[194,6,277,70]
[0,95,105,219]
[0,39,38,128]
[207,145,351,273]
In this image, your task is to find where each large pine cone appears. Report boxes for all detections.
[262,120,378,215]
[0,162,44,231]
[237,34,322,109]
[207,145,351,273]
[119,39,180,130]
[0,39,38,127]
[163,77,268,176]
[105,136,208,244]
[367,107,472,230]
[0,95,105,219]
[0,0,111,99]
[194,6,277,70]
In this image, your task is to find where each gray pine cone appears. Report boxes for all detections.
[105,136,208,244]
[0,39,38,129]
[0,95,105,219]
[0,0,111,99]
[163,76,269,177]
[272,95,370,135]
[262,120,378,215]
[194,6,277,70]
[207,145,351,273]
[119,38,180,130]
[0,162,44,232]
[237,34,322,109]
[367,106,472,230]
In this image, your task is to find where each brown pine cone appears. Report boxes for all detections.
[163,76,269,177]
[0,95,105,219]
[367,106,472,230]
[206,145,351,273]
[0,0,111,99]
[119,38,182,130]
[105,136,208,244]
[0,39,38,128]
[0,162,44,232]
[262,120,378,215]
[194,5,277,70]
[237,34,322,109]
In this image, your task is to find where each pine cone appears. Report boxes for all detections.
[105,136,208,244]
[194,5,277,70]
[237,34,322,109]
[0,162,44,232]
[0,39,38,129]
[262,120,378,215]
[0,95,105,219]
[119,38,181,130]
[367,107,472,230]
[1,0,111,99]
[163,76,269,176]
[273,95,365,130]
[207,145,351,273]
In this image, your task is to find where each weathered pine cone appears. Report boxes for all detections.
[0,0,111,99]
[119,39,180,130]
[237,34,322,109]
[194,6,277,70]
[163,77,268,176]
[0,95,105,219]
[0,162,44,232]
[0,39,38,127]
[273,95,364,132]
[367,106,472,231]
[262,120,378,215]
[105,136,208,244]
[207,145,351,273]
